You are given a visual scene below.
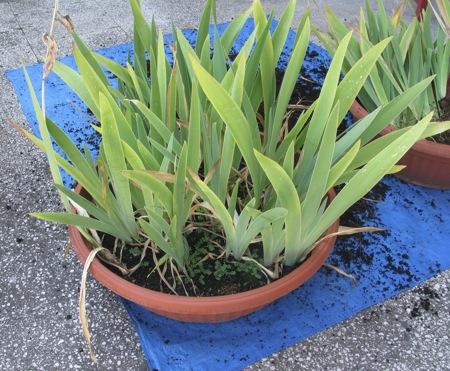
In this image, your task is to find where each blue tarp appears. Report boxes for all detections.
[6,19,450,371]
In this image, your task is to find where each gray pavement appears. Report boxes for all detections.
[0,1,449,370]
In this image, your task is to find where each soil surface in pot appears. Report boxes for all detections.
[429,95,450,145]
[94,179,422,298]
[99,230,302,297]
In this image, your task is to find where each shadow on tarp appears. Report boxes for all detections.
[6,18,450,371]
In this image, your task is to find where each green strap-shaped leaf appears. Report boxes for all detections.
[71,32,110,87]
[296,32,352,184]
[126,62,147,104]
[254,150,302,266]
[139,217,184,268]
[15,122,107,208]
[220,5,254,55]
[122,170,174,217]
[100,93,137,237]
[334,37,391,124]
[254,3,275,130]
[212,25,227,83]
[235,206,287,261]
[358,77,434,144]
[301,103,338,233]
[131,100,182,155]
[234,199,258,248]
[326,140,361,189]
[73,47,111,113]
[31,212,126,239]
[157,30,168,125]
[271,0,297,64]
[45,119,101,194]
[261,219,285,266]
[189,54,262,200]
[173,144,188,225]
[93,53,134,87]
[130,0,155,56]
[195,0,214,57]
[188,169,237,257]
[23,68,69,211]
[268,17,310,156]
[53,61,99,118]
[187,82,201,172]
[305,113,432,249]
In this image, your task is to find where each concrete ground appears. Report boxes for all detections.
[0,0,449,370]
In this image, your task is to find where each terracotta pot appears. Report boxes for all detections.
[69,184,339,323]
[350,100,450,189]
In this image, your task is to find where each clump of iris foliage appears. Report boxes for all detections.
[315,0,450,129]
[18,0,449,286]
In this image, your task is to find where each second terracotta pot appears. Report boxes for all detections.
[350,100,450,189]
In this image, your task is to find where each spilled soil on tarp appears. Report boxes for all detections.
[327,178,430,294]
[329,181,391,270]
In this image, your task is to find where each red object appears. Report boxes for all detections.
[350,100,450,189]
[415,0,428,19]
[69,185,339,323]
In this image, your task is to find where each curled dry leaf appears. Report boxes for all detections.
[79,247,105,363]
[59,14,75,33]
[42,33,57,80]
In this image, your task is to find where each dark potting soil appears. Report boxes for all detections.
[430,129,450,145]
[409,285,440,318]
[331,181,391,269]
[98,230,301,297]
[329,179,427,294]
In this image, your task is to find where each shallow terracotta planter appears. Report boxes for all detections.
[69,184,339,323]
[350,100,450,189]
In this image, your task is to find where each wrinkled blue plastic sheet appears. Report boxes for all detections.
[6,19,450,371]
